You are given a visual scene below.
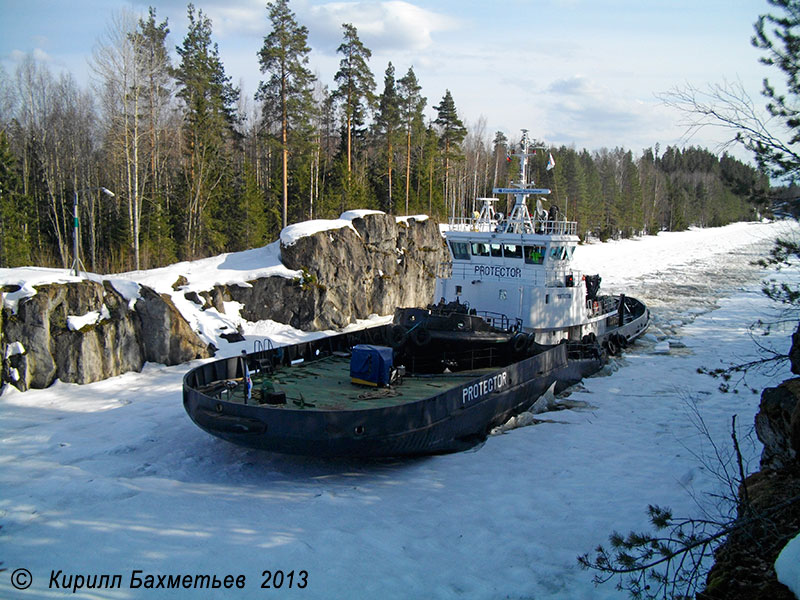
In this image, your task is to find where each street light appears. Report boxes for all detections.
[71,186,115,277]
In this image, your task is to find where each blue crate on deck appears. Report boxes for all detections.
[350,345,393,387]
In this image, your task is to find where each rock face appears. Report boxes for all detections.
[756,378,800,471]
[135,286,212,366]
[227,213,446,331]
[1,280,212,391]
[701,324,800,600]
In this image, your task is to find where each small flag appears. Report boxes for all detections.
[242,352,252,401]
[506,153,512,162]
[546,153,555,171]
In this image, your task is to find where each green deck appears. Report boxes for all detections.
[222,355,484,411]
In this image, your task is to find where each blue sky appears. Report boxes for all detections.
[0,0,773,157]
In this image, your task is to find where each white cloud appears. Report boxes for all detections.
[546,75,594,97]
[304,1,459,54]
[528,74,677,151]
[8,48,53,63]
[203,2,265,38]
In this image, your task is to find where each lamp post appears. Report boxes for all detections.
[71,186,115,277]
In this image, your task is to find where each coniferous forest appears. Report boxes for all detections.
[0,1,769,273]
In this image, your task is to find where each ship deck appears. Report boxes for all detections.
[218,354,487,411]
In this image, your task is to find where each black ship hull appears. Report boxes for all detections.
[182,324,600,458]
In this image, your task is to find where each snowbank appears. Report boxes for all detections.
[776,533,800,599]
[280,210,394,247]
[115,241,299,295]
[279,209,429,246]
[396,214,429,224]
[340,209,385,220]
[0,267,98,313]
[280,218,360,247]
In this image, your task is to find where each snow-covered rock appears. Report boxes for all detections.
[0,212,445,390]
[276,212,446,330]
[1,279,211,390]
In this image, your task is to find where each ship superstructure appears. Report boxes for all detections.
[433,130,643,344]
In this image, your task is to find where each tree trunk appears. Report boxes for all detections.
[405,126,411,214]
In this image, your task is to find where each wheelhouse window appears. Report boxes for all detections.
[490,243,503,257]
[550,245,566,261]
[503,244,522,259]
[524,245,545,265]
[449,241,470,260]
[548,245,575,261]
[471,242,490,257]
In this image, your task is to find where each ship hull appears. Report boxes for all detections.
[182,325,601,458]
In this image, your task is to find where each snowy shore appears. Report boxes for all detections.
[1,220,798,599]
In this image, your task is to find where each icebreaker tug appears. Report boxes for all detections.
[182,130,650,457]
[394,129,649,363]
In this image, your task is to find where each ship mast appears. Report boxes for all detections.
[493,129,550,234]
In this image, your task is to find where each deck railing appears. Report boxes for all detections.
[447,217,577,236]
[587,295,619,317]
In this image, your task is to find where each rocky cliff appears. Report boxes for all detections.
[1,280,212,391]
[228,213,445,330]
[1,213,447,391]
[700,325,800,599]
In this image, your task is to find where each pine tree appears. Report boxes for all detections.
[619,150,643,237]
[256,0,315,228]
[229,162,269,251]
[546,147,568,216]
[638,148,662,234]
[579,150,604,238]
[491,130,508,189]
[420,123,441,216]
[562,149,588,233]
[332,23,375,204]
[374,62,402,213]
[751,0,800,179]
[174,3,239,257]
[434,90,467,218]
[0,130,32,266]
[397,66,426,214]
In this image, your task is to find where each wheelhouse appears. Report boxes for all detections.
[432,131,608,343]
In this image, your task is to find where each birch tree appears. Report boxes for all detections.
[91,9,149,270]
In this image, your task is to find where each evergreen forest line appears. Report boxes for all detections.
[0,1,769,273]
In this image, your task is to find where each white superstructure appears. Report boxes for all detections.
[433,130,616,344]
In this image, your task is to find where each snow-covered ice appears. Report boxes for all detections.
[1,219,799,599]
